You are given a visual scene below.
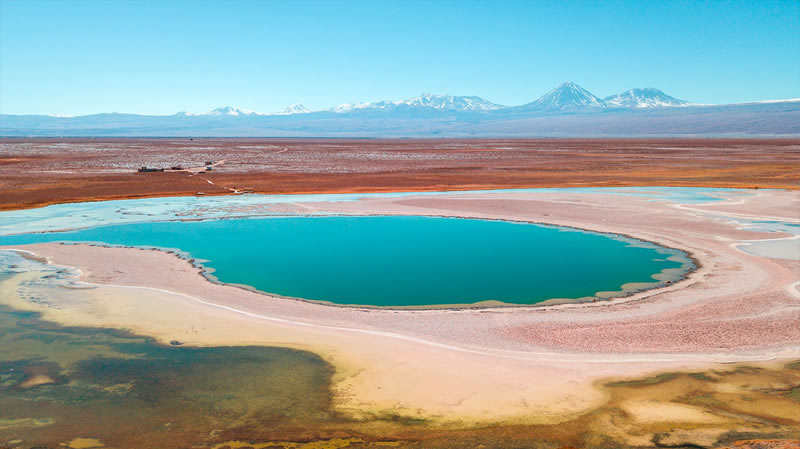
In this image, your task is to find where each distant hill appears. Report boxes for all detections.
[2,83,798,137]
[603,88,690,108]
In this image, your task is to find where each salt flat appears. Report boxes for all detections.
[2,187,798,428]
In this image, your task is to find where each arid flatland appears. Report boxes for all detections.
[0,138,797,210]
[2,187,799,448]
[1,137,799,448]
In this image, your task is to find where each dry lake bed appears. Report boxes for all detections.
[0,183,799,448]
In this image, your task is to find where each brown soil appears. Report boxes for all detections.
[1,138,798,210]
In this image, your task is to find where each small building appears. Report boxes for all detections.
[137,166,164,173]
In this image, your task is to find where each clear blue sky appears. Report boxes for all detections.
[1,0,798,115]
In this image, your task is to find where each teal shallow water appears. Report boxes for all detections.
[0,216,688,306]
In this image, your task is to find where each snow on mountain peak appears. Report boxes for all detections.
[330,102,373,113]
[205,106,259,116]
[400,93,504,111]
[603,88,689,108]
[276,104,311,115]
[172,86,690,118]
[528,82,606,110]
[330,93,504,113]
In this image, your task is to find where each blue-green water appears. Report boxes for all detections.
[0,216,688,306]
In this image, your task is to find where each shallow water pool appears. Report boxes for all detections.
[0,216,690,306]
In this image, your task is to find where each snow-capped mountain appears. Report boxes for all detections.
[522,82,606,111]
[604,88,689,108]
[3,96,797,136]
[276,104,311,115]
[331,93,503,113]
[6,81,798,137]
[399,93,504,111]
[166,86,690,119]
[330,102,372,113]
[204,106,261,116]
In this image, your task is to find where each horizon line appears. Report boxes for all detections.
[5,97,800,117]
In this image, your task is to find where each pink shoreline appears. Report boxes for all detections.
[4,188,799,356]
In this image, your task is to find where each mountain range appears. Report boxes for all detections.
[2,82,798,137]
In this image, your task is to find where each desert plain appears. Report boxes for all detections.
[1,138,798,210]
[0,138,799,449]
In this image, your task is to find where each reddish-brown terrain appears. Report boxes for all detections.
[0,138,798,210]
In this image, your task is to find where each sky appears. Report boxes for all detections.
[1,0,798,116]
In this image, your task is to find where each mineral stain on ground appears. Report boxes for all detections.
[1,296,799,449]
[0,300,338,449]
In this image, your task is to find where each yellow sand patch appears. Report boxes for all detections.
[713,383,742,393]
[620,400,727,424]
[60,437,105,448]
[211,438,364,449]
[17,374,55,389]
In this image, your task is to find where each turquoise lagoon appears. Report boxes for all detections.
[0,215,690,307]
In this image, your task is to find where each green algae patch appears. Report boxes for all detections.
[0,303,338,449]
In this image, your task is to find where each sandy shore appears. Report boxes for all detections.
[1,188,799,424]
